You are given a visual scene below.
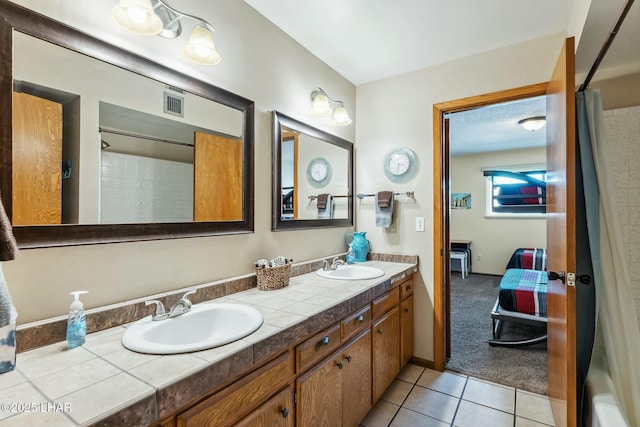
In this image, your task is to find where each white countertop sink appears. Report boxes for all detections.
[122,303,263,354]
[316,265,385,280]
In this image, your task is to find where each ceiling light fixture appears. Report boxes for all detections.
[310,88,353,126]
[112,0,221,66]
[518,116,546,131]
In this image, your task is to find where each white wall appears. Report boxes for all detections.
[5,0,356,323]
[450,147,547,275]
[356,32,566,361]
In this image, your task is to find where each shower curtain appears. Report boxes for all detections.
[577,89,640,426]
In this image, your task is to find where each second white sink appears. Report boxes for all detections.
[122,302,263,355]
[316,265,385,280]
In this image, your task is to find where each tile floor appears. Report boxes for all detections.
[361,364,555,427]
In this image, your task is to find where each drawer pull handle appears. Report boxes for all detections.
[345,354,352,362]
[377,328,384,334]
[281,407,289,418]
[406,285,412,291]
[403,308,409,313]
[357,314,364,322]
[336,361,344,369]
[319,336,330,346]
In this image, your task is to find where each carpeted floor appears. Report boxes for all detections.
[446,272,548,395]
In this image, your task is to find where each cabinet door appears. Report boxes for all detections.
[372,306,400,402]
[341,330,372,427]
[400,294,414,367]
[236,387,294,427]
[297,354,343,427]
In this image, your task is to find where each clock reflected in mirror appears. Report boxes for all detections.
[307,157,332,188]
[383,147,417,183]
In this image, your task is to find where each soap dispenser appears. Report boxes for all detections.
[346,244,356,264]
[67,291,88,349]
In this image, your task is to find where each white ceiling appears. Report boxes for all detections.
[244,0,574,85]
[244,0,639,155]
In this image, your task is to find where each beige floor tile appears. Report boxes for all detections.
[360,399,400,427]
[462,378,515,413]
[516,390,555,426]
[381,379,413,405]
[402,385,460,423]
[417,368,467,397]
[516,416,554,426]
[454,400,513,427]
[390,408,450,427]
[396,363,425,384]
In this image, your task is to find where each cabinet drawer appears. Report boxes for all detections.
[296,323,342,371]
[372,287,399,320]
[176,352,293,427]
[235,386,294,427]
[341,305,370,342]
[399,277,414,300]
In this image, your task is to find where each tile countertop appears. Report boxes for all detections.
[0,260,417,427]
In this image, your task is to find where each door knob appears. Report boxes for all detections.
[548,270,565,284]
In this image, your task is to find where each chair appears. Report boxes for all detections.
[450,251,468,278]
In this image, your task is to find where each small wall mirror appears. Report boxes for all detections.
[272,111,353,231]
[0,2,255,247]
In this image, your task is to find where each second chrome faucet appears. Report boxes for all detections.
[145,289,197,321]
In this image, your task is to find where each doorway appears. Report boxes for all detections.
[432,82,549,374]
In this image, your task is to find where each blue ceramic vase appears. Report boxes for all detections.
[345,232,370,262]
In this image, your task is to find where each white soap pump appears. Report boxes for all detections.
[67,291,88,349]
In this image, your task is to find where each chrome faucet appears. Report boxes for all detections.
[145,290,197,321]
[322,257,346,271]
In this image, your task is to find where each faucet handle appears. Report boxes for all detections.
[182,289,196,302]
[145,300,167,320]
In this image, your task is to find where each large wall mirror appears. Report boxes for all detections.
[0,1,254,247]
[272,111,353,231]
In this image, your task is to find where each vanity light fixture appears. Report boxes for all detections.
[310,88,353,126]
[518,116,546,131]
[112,0,221,66]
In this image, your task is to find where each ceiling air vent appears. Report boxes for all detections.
[163,92,184,117]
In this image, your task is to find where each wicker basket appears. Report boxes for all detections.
[256,263,291,291]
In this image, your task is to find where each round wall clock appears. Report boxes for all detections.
[307,157,332,188]
[383,147,417,183]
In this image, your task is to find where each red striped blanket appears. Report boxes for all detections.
[498,268,548,317]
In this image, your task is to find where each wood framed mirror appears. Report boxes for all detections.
[0,1,254,248]
[272,111,353,231]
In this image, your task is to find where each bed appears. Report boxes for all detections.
[489,248,548,347]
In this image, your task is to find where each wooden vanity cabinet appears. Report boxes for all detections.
[399,277,415,367]
[296,330,372,427]
[175,352,293,427]
[169,273,414,427]
[235,386,294,427]
[372,306,400,402]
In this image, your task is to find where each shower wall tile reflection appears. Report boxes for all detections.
[100,152,193,223]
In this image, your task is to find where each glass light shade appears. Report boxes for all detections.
[182,25,222,66]
[310,94,333,116]
[518,116,546,131]
[112,0,163,36]
[331,105,352,126]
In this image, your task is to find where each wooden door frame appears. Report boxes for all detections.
[432,82,549,370]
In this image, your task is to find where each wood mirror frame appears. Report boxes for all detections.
[272,111,353,231]
[0,1,254,248]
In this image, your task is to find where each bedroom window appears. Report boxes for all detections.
[483,169,546,216]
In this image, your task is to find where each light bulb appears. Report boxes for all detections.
[112,0,163,36]
[331,105,352,126]
[182,25,221,66]
[310,94,332,116]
